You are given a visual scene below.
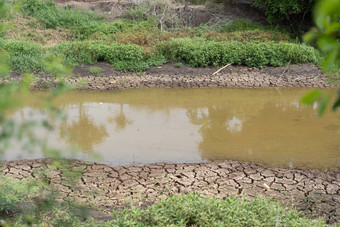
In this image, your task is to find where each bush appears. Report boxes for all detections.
[20,0,104,30]
[51,41,165,72]
[0,40,45,72]
[0,177,39,215]
[161,38,321,67]
[0,37,321,73]
[106,194,327,226]
[253,0,316,36]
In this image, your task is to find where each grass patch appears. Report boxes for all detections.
[3,14,71,46]
[20,0,157,40]
[89,66,103,75]
[0,176,40,215]
[0,39,45,72]
[50,40,166,71]
[0,38,320,73]
[162,38,320,67]
[106,194,328,226]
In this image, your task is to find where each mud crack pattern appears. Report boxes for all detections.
[1,159,339,224]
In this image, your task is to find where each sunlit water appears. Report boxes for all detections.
[4,88,340,169]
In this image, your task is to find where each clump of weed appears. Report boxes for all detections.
[108,194,327,226]
[0,177,40,215]
[89,66,103,75]
[161,38,320,67]
[0,40,45,72]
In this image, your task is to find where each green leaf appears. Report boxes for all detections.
[301,90,322,105]
[318,35,339,52]
[318,94,331,117]
[332,95,340,110]
[321,49,338,73]
[302,30,318,43]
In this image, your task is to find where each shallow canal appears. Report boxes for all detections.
[6,88,340,169]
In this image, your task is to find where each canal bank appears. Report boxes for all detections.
[1,158,339,224]
[4,63,340,90]
[1,64,340,224]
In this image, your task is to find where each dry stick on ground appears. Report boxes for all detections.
[212,63,232,76]
[280,60,291,77]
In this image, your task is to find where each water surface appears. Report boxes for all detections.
[6,88,340,169]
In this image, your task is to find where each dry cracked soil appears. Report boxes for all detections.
[1,159,340,224]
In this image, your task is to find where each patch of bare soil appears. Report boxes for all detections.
[24,62,333,91]
[73,62,324,78]
[56,0,266,26]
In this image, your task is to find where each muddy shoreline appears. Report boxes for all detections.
[4,63,340,90]
[2,64,340,223]
[1,158,339,224]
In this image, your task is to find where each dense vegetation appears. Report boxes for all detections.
[0,0,324,73]
[0,177,330,226]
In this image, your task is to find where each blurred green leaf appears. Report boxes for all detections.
[301,90,322,105]
[302,30,317,43]
[318,36,339,52]
[321,49,338,72]
[318,94,331,116]
[21,73,35,93]
[332,98,340,110]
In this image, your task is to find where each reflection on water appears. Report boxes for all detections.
[107,104,133,131]
[60,103,109,152]
[5,88,340,169]
[226,117,243,133]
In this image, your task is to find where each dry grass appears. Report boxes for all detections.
[5,14,71,46]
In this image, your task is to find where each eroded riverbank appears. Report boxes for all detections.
[4,63,339,90]
[2,159,339,224]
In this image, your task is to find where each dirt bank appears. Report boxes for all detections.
[1,158,339,224]
[56,0,266,26]
[5,63,339,90]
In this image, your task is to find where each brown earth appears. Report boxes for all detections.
[1,158,340,224]
[56,0,266,25]
[5,15,71,46]
[9,63,337,90]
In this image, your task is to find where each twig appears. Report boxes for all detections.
[212,63,232,76]
[280,60,291,77]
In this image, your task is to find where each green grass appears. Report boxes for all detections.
[0,176,40,215]
[162,38,321,67]
[89,66,103,75]
[20,0,158,40]
[0,39,45,72]
[105,194,329,227]
[0,38,319,73]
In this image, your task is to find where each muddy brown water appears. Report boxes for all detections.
[6,88,340,169]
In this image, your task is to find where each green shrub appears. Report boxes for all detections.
[89,66,103,75]
[105,194,327,226]
[161,38,321,67]
[176,62,183,68]
[0,40,45,72]
[0,37,321,73]
[20,0,157,40]
[0,177,39,215]
[50,41,99,65]
[50,41,164,72]
[20,0,104,29]
[253,0,316,24]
